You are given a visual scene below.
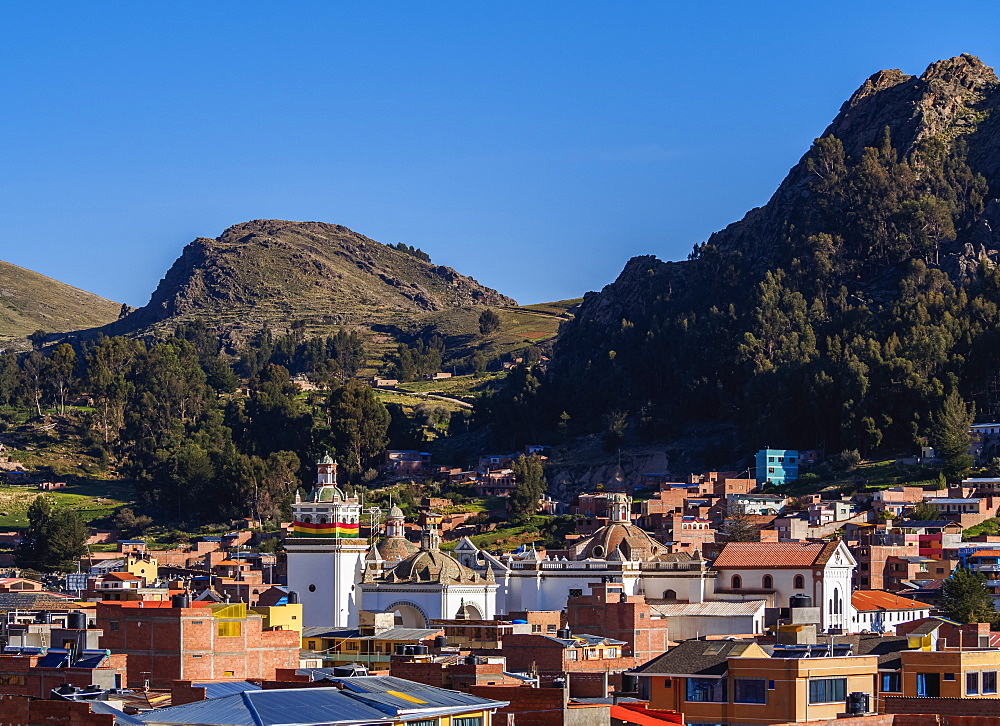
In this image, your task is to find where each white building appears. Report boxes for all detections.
[710,540,857,631]
[850,589,931,633]
[287,480,863,635]
[285,456,367,628]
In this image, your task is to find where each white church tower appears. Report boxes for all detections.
[285,455,367,627]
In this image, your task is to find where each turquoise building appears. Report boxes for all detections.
[755,448,799,486]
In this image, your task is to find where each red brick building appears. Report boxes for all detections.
[494,632,633,696]
[96,600,299,689]
[0,650,126,699]
[565,583,669,664]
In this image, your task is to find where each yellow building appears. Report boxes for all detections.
[302,623,444,667]
[124,554,158,581]
[896,648,1000,698]
[250,603,303,634]
[634,638,886,726]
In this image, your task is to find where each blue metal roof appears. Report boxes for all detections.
[137,679,508,725]
[194,682,261,699]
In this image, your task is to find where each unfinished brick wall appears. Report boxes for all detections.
[0,694,116,726]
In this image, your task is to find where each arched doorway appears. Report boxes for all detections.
[456,602,483,620]
[386,601,428,628]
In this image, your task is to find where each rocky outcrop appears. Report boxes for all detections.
[99,219,515,336]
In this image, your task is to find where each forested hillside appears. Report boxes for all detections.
[533,55,1000,461]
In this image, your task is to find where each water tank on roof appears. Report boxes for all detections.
[395,644,407,656]
[287,590,300,605]
[434,635,448,649]
[67,612,87,630]
[556,628,571,639]
[790,594,813,609]
[413,644,428,655]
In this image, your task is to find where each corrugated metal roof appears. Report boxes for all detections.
[89,701,146,726]
[651,601,767,617]
[194,682,261,699]
[357,627,441,641]
[138,679,508,726]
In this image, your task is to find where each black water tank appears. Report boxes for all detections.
[621,674,639,693]
[789,594,813,609]
[395,644,407,656]
[403,645,416,656]
[287,590,300,604]
[67,612,87,630]
[413,644,428,655]
[464,655,478,665]
[34,611,50,624]
[556,628,571,639]
[434,635,447,649]
[847,692,870,715]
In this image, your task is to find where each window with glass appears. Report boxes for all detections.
[733,678,767,704]
[967,672,979,695]
[809,678,846,704]
[686,678,727,702]
[916,673,940,697]
[453,718,481,726]
[407,720,438,726]
[983,671,997,694]
[881,673,901,692]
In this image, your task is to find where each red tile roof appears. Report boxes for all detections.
[852,590,930,612]
[103,572,141,581]
[712,541,839,568]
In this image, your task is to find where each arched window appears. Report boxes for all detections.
[319,516,328,524]
[732,575,742,589]
[833,588,841,614]
[302,515,312,523]
[794,574,805,589]
[762,575,773,589]
[663,589,677,600]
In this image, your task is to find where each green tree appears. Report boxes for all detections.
[478,308,501,336]
[508,454,546,525]
[720,505,760,543]
[940,567,998,625]
[934,389,975,483]
[28,330,47,350]
[48,343,77,414]
[16,497,88,572]
[601,410,628,452]
[327,380,390,475]
[905,500,942,522]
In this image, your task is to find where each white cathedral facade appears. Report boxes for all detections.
[286,458,858,630]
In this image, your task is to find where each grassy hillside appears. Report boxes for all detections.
[0,260,121,344]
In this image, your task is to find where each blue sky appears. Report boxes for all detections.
[2,3,999,306]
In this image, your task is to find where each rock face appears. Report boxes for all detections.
[571,54,1000,327]
[104,220,515,336]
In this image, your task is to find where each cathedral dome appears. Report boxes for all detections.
[570,522,667,561]
[388,505,405,519]
[375,535,419,562]
[314,485,345,502]
[389,549,481,584]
